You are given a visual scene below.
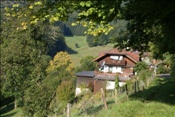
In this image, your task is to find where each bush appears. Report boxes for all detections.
[157,64,169,74]
[137,69,153,87]
[170,65,175,78]
[79,56,97,71]
[56,80,75,103]
[138,70,152,80]
[75,43,80,48]
[169,55,175,78]
[134,62,148,74]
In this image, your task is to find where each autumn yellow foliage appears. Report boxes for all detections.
[46,52,74,75]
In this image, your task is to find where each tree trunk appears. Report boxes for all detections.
[14,98,17,109]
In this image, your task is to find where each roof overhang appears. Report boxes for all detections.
[75,71,95,78]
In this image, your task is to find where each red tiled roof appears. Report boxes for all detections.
[94,48,140,63]
[93,53,106,62]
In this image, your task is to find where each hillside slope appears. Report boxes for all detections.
[65,36,114,66]
[69,77,175,117]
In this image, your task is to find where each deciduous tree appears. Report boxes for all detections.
[23,52,75,116]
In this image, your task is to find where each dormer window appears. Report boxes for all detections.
[110,55,123,60]
[119,56,123,60]
[110,55,119,60]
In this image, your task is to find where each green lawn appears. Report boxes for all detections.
[65,36,114,66]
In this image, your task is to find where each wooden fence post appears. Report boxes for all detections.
[67,103,70,117]
[115,88,118,103]
[101,88,108,110]
[125,84,129,100]
[134,81,137,93]
[137,80,140,91]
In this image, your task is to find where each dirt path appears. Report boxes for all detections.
[157,74,171,78]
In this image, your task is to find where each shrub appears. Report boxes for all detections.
[134,62,148,74]
[56,80,75,103]
[137,69,153,87]
[157,64,169,74]
[138,70,152,80]
[80,56,97,71]
[75,43,80,48]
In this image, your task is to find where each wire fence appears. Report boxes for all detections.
[117,70,156,97]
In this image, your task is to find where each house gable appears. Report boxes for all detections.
[93,49,140,64]
[93,48,140,77]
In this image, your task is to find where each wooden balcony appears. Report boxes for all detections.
[105,60,126,66]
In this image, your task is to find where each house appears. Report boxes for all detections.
[75,48,140,95]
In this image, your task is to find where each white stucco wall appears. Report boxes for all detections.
[119,82,126,87]
[75,88,89,95]
[112,67,122,73]
[106,81,115,90]
[104,65,109,72]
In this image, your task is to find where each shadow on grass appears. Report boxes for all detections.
[1,112,17,117]
[78,100,115,116]
[0,103,16,116]
[130,77,175,105]
[66,46,78,54]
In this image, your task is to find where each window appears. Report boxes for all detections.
[119,56,123,60]
[110,55,123,60]
[111,66,123,73]
[110,55,119,60]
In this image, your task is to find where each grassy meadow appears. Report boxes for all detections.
[65,36,114,66]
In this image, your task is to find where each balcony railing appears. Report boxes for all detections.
[105,60,126,66]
